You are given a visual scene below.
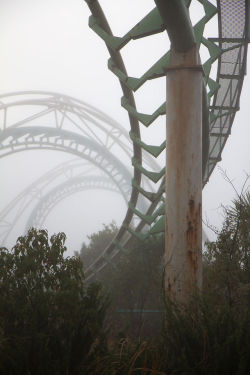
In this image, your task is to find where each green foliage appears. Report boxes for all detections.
[90,193,250,374]
[0,228,108,375]
[75,221,118,269]
[1,191,248,374]
[107,235,164,307]
[96,299,250,375]
[160,297,250,375]
[100,235,165,339]
[203,192,250,308]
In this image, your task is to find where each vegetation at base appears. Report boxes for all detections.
[203,191,250,309]
[80,191,250,374]
[0,191,249,374]
[76,221,165,338]
[0,228,108,375]
[75,221,118,269]
[94,296,250,375]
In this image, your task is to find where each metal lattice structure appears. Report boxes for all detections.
[0,1,248,281]
[82,0,248,279]
[0,92,155,248]
[0,159,130,246]
[25,175,127,231]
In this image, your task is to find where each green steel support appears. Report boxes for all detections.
[154,0,196,52]
[83,0,248,282]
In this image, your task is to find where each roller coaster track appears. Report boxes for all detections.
[0,1,248,280]
[0,160,129,246]
[25,175,127,232]
[82,0,249,279]
[0,92,154,247]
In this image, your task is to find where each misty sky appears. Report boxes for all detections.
[0,0,249,254]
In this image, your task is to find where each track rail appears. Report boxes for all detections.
[83,0,248,279]
[0,1,248,280]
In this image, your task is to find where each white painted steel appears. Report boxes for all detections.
[165,46,203,304]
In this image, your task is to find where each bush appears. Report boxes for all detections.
[94,193,250,374]
[93,296,250,375]
[203,192,250,308]
[103,235,165,339]
[75,221,118,270]
[160,296,250,375]
[0,228,108,375]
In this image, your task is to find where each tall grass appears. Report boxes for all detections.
[85,295,250,374]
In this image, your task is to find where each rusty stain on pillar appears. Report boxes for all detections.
[165,45,203,304]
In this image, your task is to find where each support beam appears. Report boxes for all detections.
[154,0,195,52]
[165,46,203,304]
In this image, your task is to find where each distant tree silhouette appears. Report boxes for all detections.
[75,221,118,269]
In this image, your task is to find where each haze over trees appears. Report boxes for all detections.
[75,221,118,269]
[0,191,249,374]
[75,191,250,374]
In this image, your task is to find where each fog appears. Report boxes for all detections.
[0,0,249,255]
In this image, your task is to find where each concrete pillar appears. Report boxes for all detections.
[165,46,203,304]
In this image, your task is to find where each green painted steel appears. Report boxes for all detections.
[155,0,196,52]
[83,0,249,279]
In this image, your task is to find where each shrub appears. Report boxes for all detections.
[0,228,108,375]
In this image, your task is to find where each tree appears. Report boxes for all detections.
[100,234,165,339]
[160,191,250,375]
[203,191,250,308]
[103,193,250,374]
[75,221,118,269]
[0,228,108,375]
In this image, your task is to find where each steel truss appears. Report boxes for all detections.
[0,159,131,246]
[0,92,154,251]
[26,175,127,232]
[83,0,249,279]
[0,1,248,280]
